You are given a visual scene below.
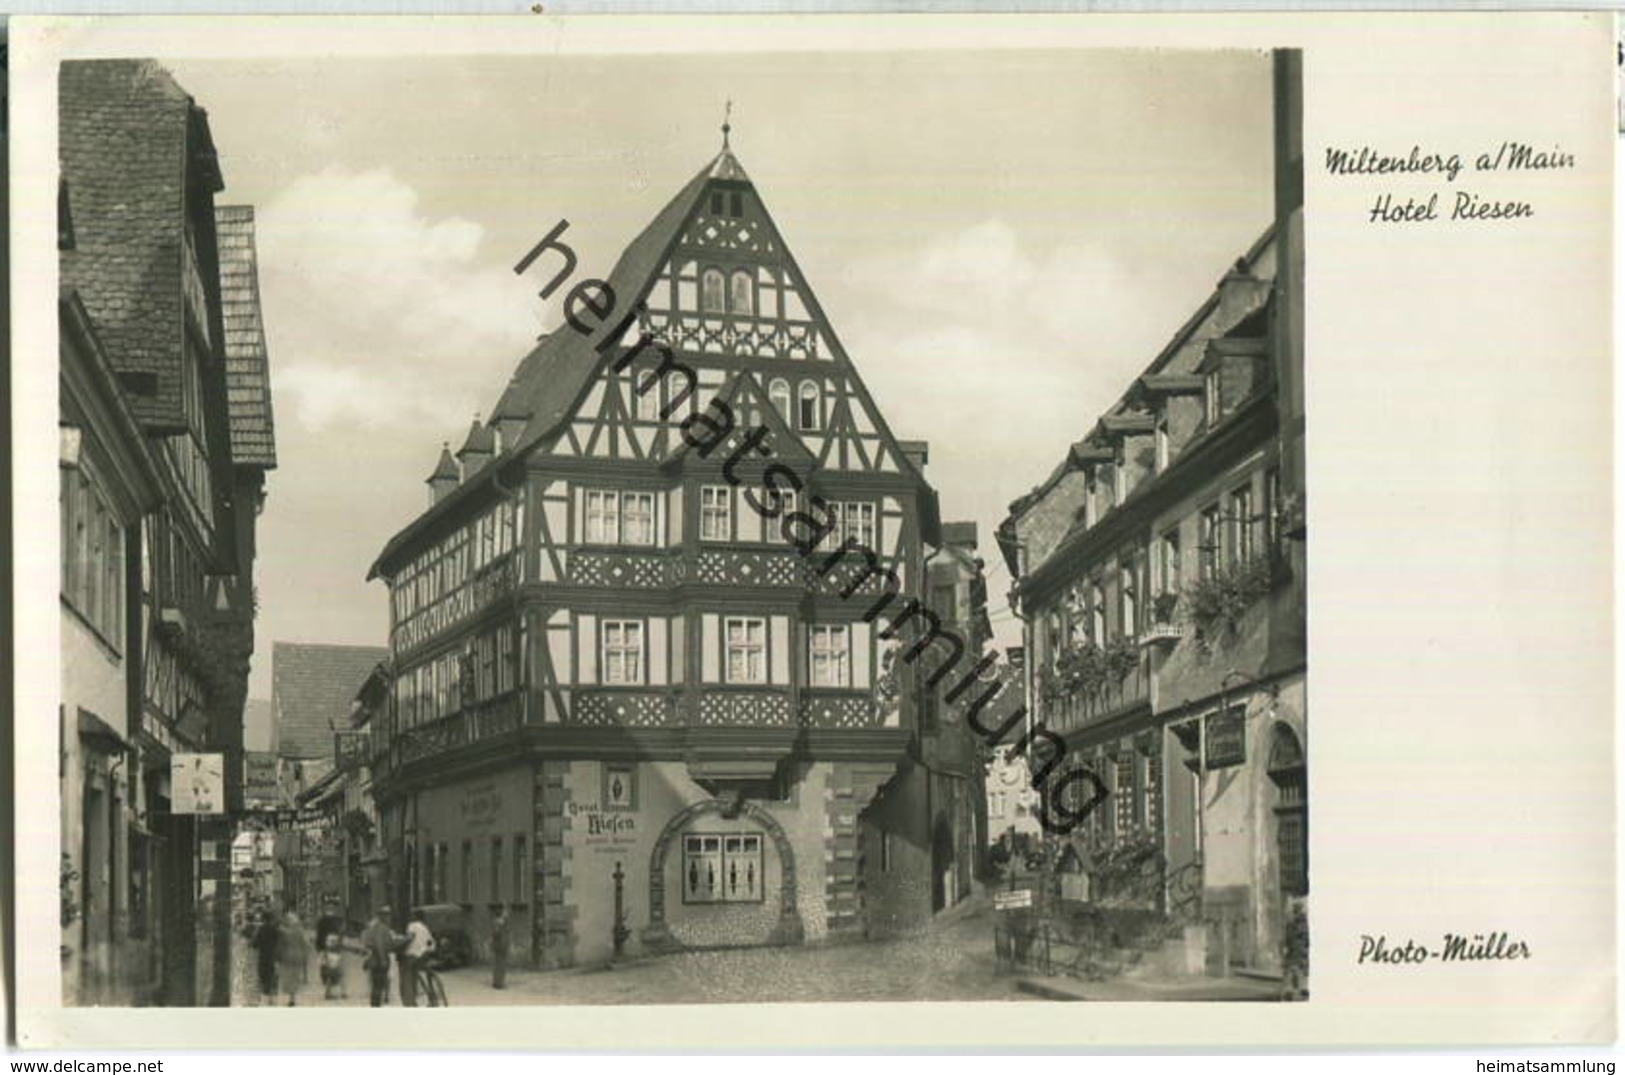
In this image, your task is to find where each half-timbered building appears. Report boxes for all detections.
[368,134,942,966]
[997,52,1305,986]
[59,60,277,1005]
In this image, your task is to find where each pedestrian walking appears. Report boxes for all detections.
[490,905,510,990]
[315,898,343,954]
[251,909,280,1006]
[278,910,311,1007]
[398,907,435,1007]
[360,905,396,1008]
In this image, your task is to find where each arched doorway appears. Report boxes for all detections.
[1266,723,1306,902]
[1266,722,1307,986]
[642,798,803,952]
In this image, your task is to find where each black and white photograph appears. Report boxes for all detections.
[15,12,1614,1051]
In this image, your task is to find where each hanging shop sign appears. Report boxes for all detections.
[1205,707,1247,769]
[171,753,225,815]
[335,731,369,772]
[244,752,279,807]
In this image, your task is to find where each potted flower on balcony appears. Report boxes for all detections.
[1186,554,1275,653]
[1142,592,1184,645]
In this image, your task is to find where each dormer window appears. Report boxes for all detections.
[701,269,725,314]
[1204,369,1221,427]
[1155,412,1170,472]
[730,270,755,315]
[729,191,743,218]
[710,191,724,216]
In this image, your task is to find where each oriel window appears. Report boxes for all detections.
[700,486,732,542]
[808,624,851,688]
[725,617,768,684]
[602,620,645,686]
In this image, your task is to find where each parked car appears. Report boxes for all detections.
[411,903,474,968]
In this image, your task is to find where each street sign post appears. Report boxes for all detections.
[994,888,1033,911]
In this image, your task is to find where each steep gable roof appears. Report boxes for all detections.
[371,156,720,579]
[59,59,222,433]
[215,205,278,469]
[371,142,938,576]
[271,642,389,760]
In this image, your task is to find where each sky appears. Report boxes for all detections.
[161,49,1275,705]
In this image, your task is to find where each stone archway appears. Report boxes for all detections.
[641,798,804,953]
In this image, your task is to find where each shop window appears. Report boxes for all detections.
[683,833,763,903]
[724,617,767,684]
[490,837,503,906]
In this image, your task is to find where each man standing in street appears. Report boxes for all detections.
[360,905,396,1008]
[398,908,435,1007]
[490,905,510,990]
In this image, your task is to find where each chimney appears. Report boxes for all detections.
[426,443,459,506]
[456,415,496,478]
[940,521,978,551]
[899,439,930,472]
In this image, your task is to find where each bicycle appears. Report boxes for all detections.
[414,954,449,1008]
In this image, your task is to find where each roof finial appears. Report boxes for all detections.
[721,99,733,150]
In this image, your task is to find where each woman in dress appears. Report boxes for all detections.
[277,910,311,1007]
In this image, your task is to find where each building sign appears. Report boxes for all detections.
[459,781,505,832]
[994,889,1034,911]
[244,752,278,807]
[568,800,638,854]
[335,731,368,772]
[171,753,225,815]
[1205,707,1246,769]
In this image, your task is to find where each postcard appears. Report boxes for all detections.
[12,12,1615,1049]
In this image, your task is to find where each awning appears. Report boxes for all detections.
[77,709,132,753]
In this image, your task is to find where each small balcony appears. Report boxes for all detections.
[1039,642,1151,733]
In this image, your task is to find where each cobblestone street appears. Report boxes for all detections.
[232,905,1028,1007]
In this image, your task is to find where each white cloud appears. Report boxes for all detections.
[256,168,541,435]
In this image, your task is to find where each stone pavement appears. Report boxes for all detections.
[232,905,1030,1007]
